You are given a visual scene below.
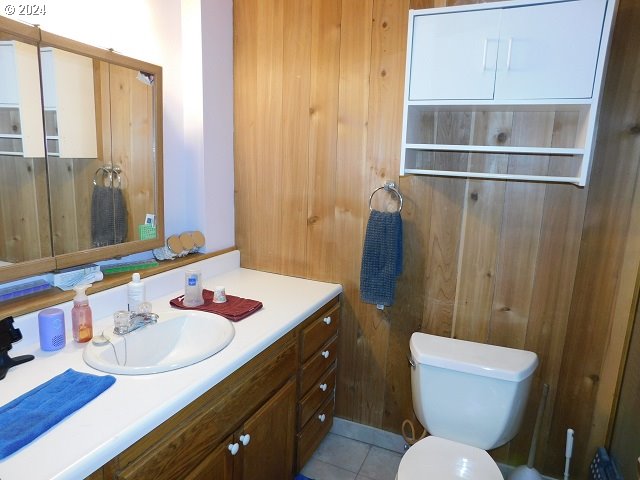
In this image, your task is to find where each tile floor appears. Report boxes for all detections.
[301,432,403,480]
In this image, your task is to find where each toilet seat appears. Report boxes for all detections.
[397,436,503,479]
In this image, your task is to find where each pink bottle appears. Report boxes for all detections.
[72,284,93,343]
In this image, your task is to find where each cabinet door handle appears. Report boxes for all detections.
[321,350,330,359]
[228,443,239,455]
[482,38,488,70]
[319,383,328,391]
[506,37,513,70]
[240,434,251,446]
[318,413,326,422]
[323,316,332,325]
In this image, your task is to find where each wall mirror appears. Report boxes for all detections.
[0,16,164,282]
[0,18,55,279]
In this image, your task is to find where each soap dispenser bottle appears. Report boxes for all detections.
[72,284,93,343]
[127,272,146,312]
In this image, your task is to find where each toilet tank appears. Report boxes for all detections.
[410,332,538,451]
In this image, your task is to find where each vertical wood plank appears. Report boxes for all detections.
[305,0,341,281]
[489,112,554,350]
[279,0,312,276]
[386,175,433,431]
[49,158,79,255]
[334,0,374,421]
[421,112,470,338]
[254,0,284,272]
[453,112,511,343]
[353,0,408,427]
[233,0,258,268]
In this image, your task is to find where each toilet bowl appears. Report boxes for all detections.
[397,436,503,479]
[396,332,538,479]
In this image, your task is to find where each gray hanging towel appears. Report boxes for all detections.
[360,210,403,307]
[91,185,128,247]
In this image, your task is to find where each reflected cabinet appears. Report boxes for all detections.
[0,16,164,282]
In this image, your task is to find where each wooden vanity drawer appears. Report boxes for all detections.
[298,364,336,429]
[296,394,335,469]
[300,302,339,362]
[300,335,337,395]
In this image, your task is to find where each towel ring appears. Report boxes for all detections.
[369,181,403,213]
[93,166,122,188]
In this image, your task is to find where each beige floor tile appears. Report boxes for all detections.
[312,432,371,473]
[301,457,358,480]
[358,446,403,480]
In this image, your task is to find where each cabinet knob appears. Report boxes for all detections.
[321,350,330,359]
[319,383,328,391]
[323,316,331,325]
[318,413,326,422]
[228,443,239,455]
[240,434,251,446]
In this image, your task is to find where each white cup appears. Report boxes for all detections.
[213,286,226,303]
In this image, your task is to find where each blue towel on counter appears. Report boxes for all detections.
[360,210,403,307]
[0,368,115,459]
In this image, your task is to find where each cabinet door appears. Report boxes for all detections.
[0,43,19,104]
[184,435,234,480]
[409,9,501,100]
[494,0,606,100]
[237,378,296,480]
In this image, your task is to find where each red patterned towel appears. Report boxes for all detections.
[170,289,263,322]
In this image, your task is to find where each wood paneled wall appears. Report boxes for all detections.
[233,0,640,476]
[611,299,640,480]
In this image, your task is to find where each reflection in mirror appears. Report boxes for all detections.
[41,49,158,257]
[41,46,100,255]
[0,35,51,267]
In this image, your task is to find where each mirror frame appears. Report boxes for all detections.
[0,16,55,281]
[0,16,164,281]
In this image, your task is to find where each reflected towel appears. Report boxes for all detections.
[91,185,128,247]
[0,368,115,459]
[360,210,403,307]
[170,290,263,322]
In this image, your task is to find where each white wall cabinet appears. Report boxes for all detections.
[401,0,617,186]
[0,41,45,158]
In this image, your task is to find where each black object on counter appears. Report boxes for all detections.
[0,316,34,381]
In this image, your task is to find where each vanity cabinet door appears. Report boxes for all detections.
[184,435,234,480]
[235,378,296,480]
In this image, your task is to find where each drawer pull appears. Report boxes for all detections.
[319,383,328,391]
[318,413,326,422]
[321,350,330,359]
[228,443,239,455]
[323,316,332,325]
[240,434,251,446]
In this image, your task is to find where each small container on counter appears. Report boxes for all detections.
[213,286,227,303]
[183,270,204,307]
[38,308,66,351]
[72,284,93,343]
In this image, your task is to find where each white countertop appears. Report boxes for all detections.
[0,251,342,480]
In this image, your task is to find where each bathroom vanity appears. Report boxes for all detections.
[0,251,342,480]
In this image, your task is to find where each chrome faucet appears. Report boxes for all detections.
[113,312,159,336]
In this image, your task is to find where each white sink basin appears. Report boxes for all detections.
[83,310,235,375]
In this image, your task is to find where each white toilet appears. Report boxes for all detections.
[397,332,538,479]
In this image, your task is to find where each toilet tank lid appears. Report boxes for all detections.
[410,333,538,382]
